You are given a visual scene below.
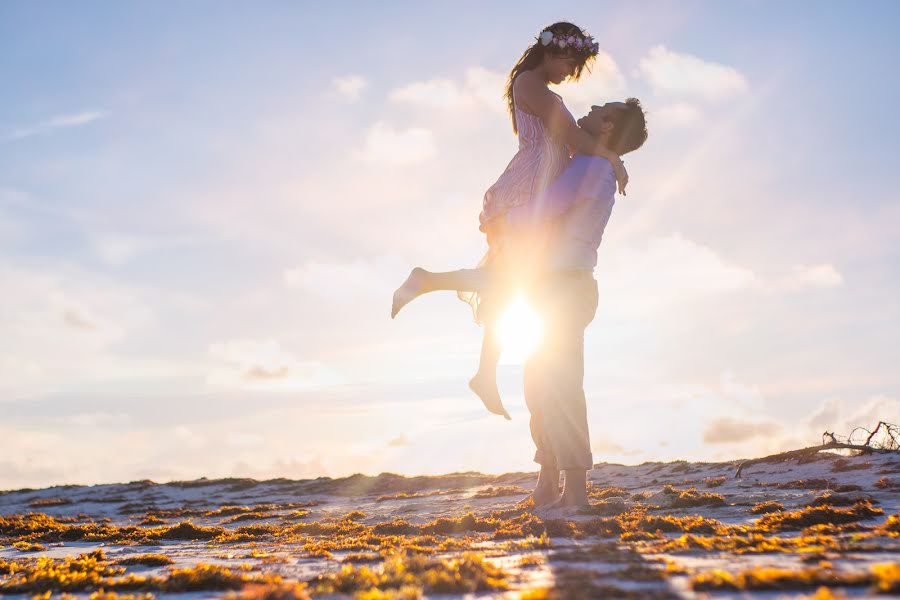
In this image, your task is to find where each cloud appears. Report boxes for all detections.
[332,75,367,102]
[61,308,98,330]
[283,256,397,300]
[703,416,779,444]
[639,45,747,101]
[357,121,437,165]
[809,398,842,430]
[91,234,149,266]
[4,110,105,142]
[781,263,844,290]
[809,395,900,440]
[61,412,133,427]
[207,338,340,389]
[388,434,409,447]
[651,102,702,129]
[226,432,265,448]
[551,51,628,117]
[390,67,506,113]
[600,233,760,316]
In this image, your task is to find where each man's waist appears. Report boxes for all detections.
[537,268,594,279]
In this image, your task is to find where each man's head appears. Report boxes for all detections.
[577,99,648,155]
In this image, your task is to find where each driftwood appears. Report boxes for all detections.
[734,421,899,478]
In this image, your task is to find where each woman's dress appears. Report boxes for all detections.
[461,90,571,322]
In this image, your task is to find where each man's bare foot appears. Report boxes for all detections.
[547,492,590,509]
[469,372,510,420]
[522,485,559,507]
[391,268,426,318]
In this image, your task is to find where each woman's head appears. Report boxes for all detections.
[506,22,599,133]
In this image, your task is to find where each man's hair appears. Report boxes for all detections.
[607,98,648,155]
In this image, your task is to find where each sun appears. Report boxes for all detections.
[495,295,543,365]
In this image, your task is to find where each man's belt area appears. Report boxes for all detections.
[538,268,594,279]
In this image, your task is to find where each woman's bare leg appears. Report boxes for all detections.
[468,322,510,419]
[391,267,489,318]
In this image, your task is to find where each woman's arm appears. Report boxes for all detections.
[515,72,628,194]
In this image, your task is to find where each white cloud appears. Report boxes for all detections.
[332,74,367,102]
[703,416,780,444]
[4,110,105,142]
[226,432,265,448]
[391,79,468,109]
[92,234,149,266]
[639,45,747,101]
[810,395,900,441]
[551,51,628,117]
[390,67,506,113]
[358,121,437,165]
[651,102,702,129]
[782,263,844,290]
[62,412,133,427]
[207,338,340,389]
[283,256,397,300]
[0,263,190,401]
[600,233,760,316]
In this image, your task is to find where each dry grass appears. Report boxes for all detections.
[662,485,726,508]
[587,485,630,500]
[12,540,46,552]
[374,490,451,503]
[28,498,73,508]
[472,486,528,499]
[222,582,311,600]
[311,550,507,595]
[522,566,680,600]
[0,549,282,594]
[805,492,876,508]
[690,563,899,593]
[750,500,784,514]
[3,460,898,598]
[830,458,872,473]
[691,566,846,591]
[763,479,863,493]
[116,554,174,567]
[755,501,884,532]
[639,531,846,555]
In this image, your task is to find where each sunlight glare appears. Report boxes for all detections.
[496,295,543,365]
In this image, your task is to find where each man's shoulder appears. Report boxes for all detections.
[570,153,613,173]
[567,155,616,192]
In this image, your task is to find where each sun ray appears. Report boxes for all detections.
[496,295,543,366]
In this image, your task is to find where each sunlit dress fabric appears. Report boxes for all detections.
[459,92,571,322]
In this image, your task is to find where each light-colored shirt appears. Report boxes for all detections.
[507,154,616,270]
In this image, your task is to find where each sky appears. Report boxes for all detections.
[2,1,899,490]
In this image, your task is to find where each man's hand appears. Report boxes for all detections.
[611,156,628,196]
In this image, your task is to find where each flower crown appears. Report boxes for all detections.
[537,29,599,55]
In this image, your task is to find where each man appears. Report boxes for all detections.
[508,99,649,508]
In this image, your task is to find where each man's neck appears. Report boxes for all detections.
[577,132,612,158]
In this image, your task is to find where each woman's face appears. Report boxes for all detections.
[544,54,580,84]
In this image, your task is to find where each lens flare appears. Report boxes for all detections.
[496,295,543,365]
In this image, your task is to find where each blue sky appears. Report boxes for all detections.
[2,1,899,489]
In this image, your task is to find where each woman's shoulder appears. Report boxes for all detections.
[513,71,561,102]
[513,69,542,91]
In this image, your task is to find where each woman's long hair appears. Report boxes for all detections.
[505,22,595,134]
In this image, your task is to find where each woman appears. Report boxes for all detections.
[392,22,627,419]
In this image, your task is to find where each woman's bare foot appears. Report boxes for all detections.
[391,268,426,318]
[468,372,510,420]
